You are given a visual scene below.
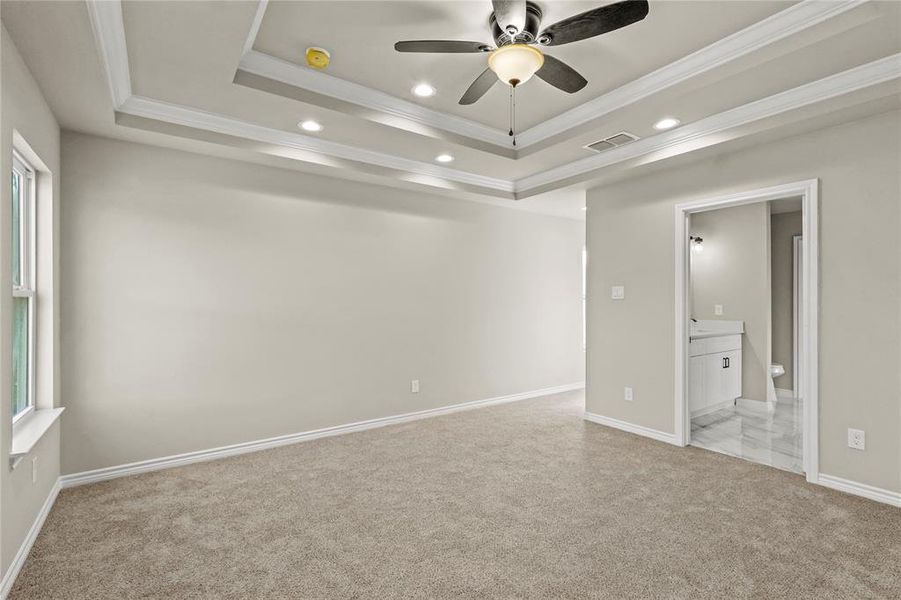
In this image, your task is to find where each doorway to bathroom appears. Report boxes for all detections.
[673,181,819,483]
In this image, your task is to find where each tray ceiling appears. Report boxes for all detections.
[1,0,899,220]
[252,1,791,130]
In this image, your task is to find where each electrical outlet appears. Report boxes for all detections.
[847,428,865,450]
[624,387,633,401]
[31,457,37,484]
[611,286,625,300]
[714,304,723,316]
[411,379,420,393]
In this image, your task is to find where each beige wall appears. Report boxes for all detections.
[0,25,62,578]
[690,203,770,402]
[771,211,802,390]
[587,109,901,493]
[60,133,586,475]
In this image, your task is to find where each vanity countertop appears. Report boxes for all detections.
[690,319,744,340]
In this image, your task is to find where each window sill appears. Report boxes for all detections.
[10,407,64,469]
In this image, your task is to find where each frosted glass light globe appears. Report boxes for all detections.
[488,44,544,87]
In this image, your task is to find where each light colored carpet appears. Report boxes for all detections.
[11,391,901,599]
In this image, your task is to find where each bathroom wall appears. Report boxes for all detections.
[690,203,771,403]
[770,210,802,391]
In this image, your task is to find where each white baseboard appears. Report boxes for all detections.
[775,387,795,397]
[60,382,585,489]
[0,479,61,599]
[583,412,679,446]
[690,398,735,418]
[736,397,775,413]
[816,474,901,508]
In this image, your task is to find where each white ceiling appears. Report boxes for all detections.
[1,0,899,221]
[254,1,791,129]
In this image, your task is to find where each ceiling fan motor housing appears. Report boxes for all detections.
[490,1,543,46]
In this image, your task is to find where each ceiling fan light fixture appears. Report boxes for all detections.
[488,44,544,86]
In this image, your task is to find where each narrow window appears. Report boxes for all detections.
[11,152,35,421]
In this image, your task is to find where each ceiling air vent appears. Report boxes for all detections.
[585,132,639,153]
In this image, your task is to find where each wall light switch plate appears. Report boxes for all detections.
[411,379,420,394]
[847,428,865,450]
[611,286,625,300]
[714,304,723,316]
[624,387,633,401]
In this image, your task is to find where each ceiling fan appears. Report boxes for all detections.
[394,0,650,106]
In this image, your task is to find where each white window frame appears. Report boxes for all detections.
[11,150,36,424]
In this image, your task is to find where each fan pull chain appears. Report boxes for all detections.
[508,85,517,147]
[508,87,513,139]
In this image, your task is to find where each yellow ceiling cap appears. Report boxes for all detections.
[305,47,331,69]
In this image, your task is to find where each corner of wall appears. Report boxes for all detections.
[0,23,63,586]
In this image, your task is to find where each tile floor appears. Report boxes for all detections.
[690,394,804,474]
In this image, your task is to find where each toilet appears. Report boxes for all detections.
[763,364,786,409]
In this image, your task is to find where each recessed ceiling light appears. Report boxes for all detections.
[653,117,681,131]
[412,83,436,98]
[435,154,454,163]
[299,120,323,132]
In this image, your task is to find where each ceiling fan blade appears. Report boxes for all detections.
[459,68,498,105]
[492,0,527,34]
[536,55,588,93]
[538,0,649,47]
[394,40,491,53]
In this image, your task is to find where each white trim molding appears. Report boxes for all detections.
[86,0,901,199]
[516,54,901,193]
[238,50,511,149]
[10,408,65,464]
[515,0,866,148]
[85,0,131,108]
[0,480,61,599]
[735,398,776,414]
[119,96,515,194]
[60,383,584,488]
[673,179,820,484]
[236,0,866,151]
[583,412,679,446]
[118,54,901,199]
[690,398,736,418]
[241,0,269,57]
[817,474,901,508]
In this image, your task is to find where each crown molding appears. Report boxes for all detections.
[514,0,866,148]
[85,0,131,108]
[119,51,901,198]
[237,50,512,149]
[516,53,901,193]
[118,96,515,194]
[241,0,269,56]
[87,0,899,199]
[236,0,866,152]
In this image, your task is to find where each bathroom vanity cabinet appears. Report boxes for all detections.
[689,331,743,416]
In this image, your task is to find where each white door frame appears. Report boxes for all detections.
[792,234,803,399]
[673,179,819,483]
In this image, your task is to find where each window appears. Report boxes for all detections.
[11,152,35,422]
